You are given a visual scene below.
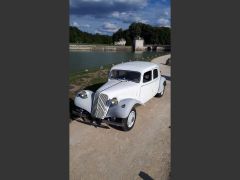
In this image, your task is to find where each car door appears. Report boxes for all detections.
[152,68,160,95]
[139,70,155,103]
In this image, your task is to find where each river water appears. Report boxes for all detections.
[69,50,168,73]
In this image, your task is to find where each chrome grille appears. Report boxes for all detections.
[91,91,99,115]
[91,92,109,119]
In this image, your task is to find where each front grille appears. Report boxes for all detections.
[91,92,109,119]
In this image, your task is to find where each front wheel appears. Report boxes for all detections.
[122,107,136,131]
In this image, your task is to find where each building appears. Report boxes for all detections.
[114,38,126,46]
[133,36,144,51]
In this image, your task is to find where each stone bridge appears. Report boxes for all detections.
[145,44,171,51]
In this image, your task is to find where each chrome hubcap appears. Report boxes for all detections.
[127,111,135,128]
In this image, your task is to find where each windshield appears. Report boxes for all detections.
[109,69,141,83]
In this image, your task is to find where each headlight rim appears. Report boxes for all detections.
[78,90,88,99]
[110,97,118,106]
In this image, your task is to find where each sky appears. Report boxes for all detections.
[70,0,171,35]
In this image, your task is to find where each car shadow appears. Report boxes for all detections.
[84,82,105,92]
[161,75,171,81]
[75,118,110,129]
[108,124,125,131]
[139,171,154,180]
[69,98,77,122]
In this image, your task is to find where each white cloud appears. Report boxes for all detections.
[95,30,102,34]
[138,19,148,23]
[163,7,170,17]
[101,22,119,32]
[72,21,80,28]
[111,11,148,24]
[158,18,170,27]
[72,21,90,29]
[104,22,116,28]
[112,11,120,18]
[82,24,90,28]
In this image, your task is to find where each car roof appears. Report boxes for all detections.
[111,61,159,73]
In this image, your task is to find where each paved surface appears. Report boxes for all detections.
[69,55,171,180]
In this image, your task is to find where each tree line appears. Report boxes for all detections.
[69,26,112,44]
[70,22,171,45]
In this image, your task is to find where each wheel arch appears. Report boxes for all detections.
[74,90,94,113]
[106,98,141,119]
[158,76,167,93]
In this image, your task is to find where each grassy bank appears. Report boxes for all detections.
[69,65,112,99]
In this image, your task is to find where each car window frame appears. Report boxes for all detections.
[142,70,152,83]
[153,69,158,79]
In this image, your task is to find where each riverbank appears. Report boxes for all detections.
[69,44,170,52]
[69,66,110,98]
[70,44,132,51]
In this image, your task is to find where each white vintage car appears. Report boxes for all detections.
[73,61,166,131]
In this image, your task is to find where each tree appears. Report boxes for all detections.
[69,26,112,44]
[69,22,171,45]
[115,22,170,45]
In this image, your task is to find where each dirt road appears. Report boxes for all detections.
[70,55,171,180]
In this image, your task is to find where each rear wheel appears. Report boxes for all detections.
[156,81,166,97]
[122,107,136,131]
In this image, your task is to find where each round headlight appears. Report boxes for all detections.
[78,90,87,99]
[110,97,118,105]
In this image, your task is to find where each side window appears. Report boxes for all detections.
[143,71,152,83]
[153,69,158,79]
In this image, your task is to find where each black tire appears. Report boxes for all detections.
[155,81,166,97]
[122,107,137,131]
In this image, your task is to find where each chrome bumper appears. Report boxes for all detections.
[72,106,123,127]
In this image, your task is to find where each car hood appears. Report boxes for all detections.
[96,79,139,101]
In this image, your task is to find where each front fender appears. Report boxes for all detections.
[158,76,166,93]
[106,98,141,119]
[74,90,94,113]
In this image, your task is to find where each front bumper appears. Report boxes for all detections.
[72,106,89,118]
[72,106,124,127]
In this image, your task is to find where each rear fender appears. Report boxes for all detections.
[158,76,166,93]
[74,90,94,113]
[106,98,141,119]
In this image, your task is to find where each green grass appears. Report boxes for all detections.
[69,69,96,83]
[90,76,107,85]
[69,64,112,97]
[69,64,112,83]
